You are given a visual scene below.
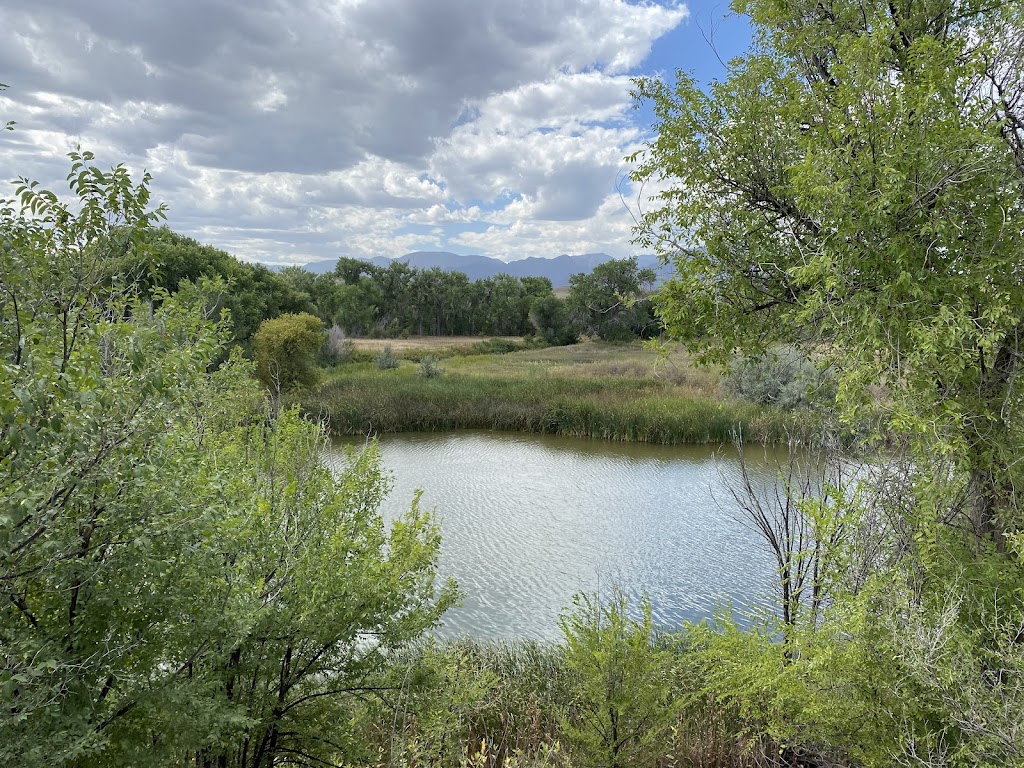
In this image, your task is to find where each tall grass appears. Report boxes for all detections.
[297,364,795,444]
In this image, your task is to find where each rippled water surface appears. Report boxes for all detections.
[327,431,784,641]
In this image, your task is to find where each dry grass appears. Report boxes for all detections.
[349,336,524,353]
[445,341,721,398]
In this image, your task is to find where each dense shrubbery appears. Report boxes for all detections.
[722,346,834,410]
[0,157,456,768]
[252,311,326,391]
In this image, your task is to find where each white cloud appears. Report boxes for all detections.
[0,0,688,265]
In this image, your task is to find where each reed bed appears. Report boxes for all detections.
[296,342,796,444]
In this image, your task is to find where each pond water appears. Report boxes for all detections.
[326,431,785,641]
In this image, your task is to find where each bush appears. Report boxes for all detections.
[469,337,524,355]
[559,589,678,768]
[418,355,443,378]
[374,344,400,369]
[723,345,832,409]
[324,323,354,364]
[253,312,326,391]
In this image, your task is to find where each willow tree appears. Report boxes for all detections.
[632,0,1024,544]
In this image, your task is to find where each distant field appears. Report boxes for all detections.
[349,336,523,353]
[444,340,720,398]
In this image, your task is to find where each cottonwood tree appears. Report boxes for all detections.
[632,1,1024,762]
[566,257,658,341]
[632,0,1024,545]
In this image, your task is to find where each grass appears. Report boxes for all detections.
[296,341,797,444]
[350,336,525,355]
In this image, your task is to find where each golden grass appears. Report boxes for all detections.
[442,341,721,397]
[349,336,524,353]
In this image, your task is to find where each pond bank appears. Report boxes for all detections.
[297,342,799,445]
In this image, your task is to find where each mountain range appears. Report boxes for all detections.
[300,251,668,286]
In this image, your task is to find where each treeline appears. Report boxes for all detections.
[132,228,661,349]
[280,258,553,337]
[277,255,660,343]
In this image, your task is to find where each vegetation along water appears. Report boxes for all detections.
[5,1,1024,766]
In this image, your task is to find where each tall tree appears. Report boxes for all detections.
[566,257,657,341]
[632,3,1024,763]
[632,0,1024,543]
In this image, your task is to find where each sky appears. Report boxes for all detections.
[0,1,751,267]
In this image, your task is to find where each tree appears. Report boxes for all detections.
[529,295,577,345]
[0,152,222,765]
[632,0,1024,543]
[632,2,1024,762]
[252,312,326,391]
[0,156,456,767]
[187,416,457,768]
[566,257,657,341]
[137,227,310,350]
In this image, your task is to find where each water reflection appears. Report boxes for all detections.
[327,431,785,641]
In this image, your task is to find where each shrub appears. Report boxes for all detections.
[469,337,523,355]
[374,344,400,369]
[325,323,354,364]
[253,312,326,391]
[723,345,832,409]
[418,355,443,378]
[559,588,678,768]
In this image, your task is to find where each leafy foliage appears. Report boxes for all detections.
[252,311,326,391]
[138,227,310,350]
[529,295,577,346]
[632,0,1024,541]
[0,156,456,767]
[277,260,556,339]
[559,589,677,768]
[565,257,658,342]
[633,0,1024,763]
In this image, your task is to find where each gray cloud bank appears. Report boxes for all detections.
[0,0,687,265]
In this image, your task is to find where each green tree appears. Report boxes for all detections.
[566,258,657,341]
[632,1,1024,763]
[252,312,326,391]
[138,227,309,350]
[187,417,457,768]
[529,295,577,345]
[632,0,1024,543]
[0,156,456,767]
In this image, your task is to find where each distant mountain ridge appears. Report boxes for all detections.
[301,251,668,286]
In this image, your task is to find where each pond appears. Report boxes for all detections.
[327,431,786,641]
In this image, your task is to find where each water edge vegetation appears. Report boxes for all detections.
[295,340,802,445]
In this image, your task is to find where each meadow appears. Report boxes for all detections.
[298,340,796,444]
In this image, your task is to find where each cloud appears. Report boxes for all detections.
[0,0,688,265]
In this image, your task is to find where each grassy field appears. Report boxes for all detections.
[348,336,524,354]
[297,340,796,444]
